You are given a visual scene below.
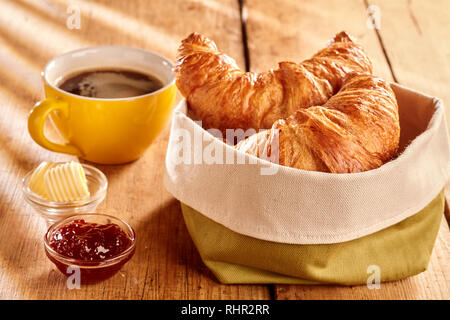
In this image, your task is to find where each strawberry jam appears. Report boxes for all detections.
[45,218,135,283]
[49,219,132,261]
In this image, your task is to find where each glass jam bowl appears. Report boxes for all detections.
[22,163,107,225]
[44,213,136,283]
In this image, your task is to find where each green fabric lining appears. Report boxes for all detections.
[181,190,444,285]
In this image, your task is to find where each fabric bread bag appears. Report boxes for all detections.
[164,32,450,285]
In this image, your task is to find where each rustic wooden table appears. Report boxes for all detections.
[0,0,448,300]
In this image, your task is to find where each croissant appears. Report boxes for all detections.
[236,72,400,173]
[175,31,373,133]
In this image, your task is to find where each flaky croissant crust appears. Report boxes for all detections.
[175,31,373,134]
[175,32,400,173]
[236,72,400,173]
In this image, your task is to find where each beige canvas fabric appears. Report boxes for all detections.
[164,83,450,244]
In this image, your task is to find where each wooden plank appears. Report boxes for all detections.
[366,0,450,217]
[0,0,269,299]
[244,0,450,299]
[245,0,393,80]
[366,0,450,111]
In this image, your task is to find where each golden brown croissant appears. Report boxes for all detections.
[175,31,373,133]
[236,72,400,173]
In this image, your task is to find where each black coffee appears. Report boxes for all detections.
[58,68,164,98]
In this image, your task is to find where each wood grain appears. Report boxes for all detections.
[0,0,448,300]
[245,0,393,81]
[244,0,450,300]
[365,0,450,216]
[367,0,450,109]
[0,0,269,299]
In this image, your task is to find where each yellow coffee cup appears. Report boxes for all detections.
[28,46,176,164]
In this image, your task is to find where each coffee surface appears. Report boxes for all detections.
[58,69,164,98]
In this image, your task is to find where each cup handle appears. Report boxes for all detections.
[28,99,83,156]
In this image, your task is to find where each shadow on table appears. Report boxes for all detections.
[133,198,220,298]
[13,0,175,58]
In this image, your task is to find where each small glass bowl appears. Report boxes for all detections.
[22,163,107,226]
[44,213,136,283]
